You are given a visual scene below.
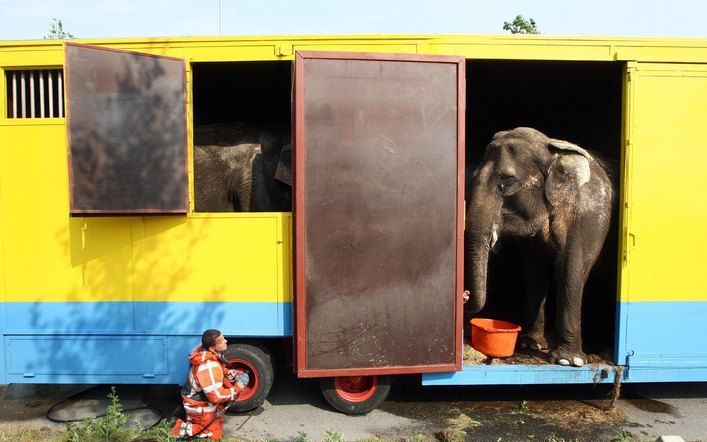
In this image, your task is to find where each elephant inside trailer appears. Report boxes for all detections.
[2,36,706,414]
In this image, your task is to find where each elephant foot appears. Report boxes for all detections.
[518,333,548,351]
[551,346,586,367]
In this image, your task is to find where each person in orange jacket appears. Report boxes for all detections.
[172,329,246,440]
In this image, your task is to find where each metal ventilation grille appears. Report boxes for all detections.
[5,69,65,118]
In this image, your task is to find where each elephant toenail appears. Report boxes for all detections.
[558,359,570,366]
[572,357,584,367]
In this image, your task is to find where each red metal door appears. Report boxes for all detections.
[294,51,465,377]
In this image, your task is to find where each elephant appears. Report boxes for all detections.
[465,127,614,367]
[193,123,291,212]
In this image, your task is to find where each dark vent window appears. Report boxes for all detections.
[5,69,65,118]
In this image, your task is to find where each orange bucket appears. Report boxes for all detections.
[470,318,522,358]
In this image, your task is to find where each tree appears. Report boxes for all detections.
[45,18,76,39]
[503,15,540,34]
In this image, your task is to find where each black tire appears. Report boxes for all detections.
[320,375,392,414]
[237,339,278,377]
[222,343,274,412]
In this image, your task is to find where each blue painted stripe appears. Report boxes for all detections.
[1,302,293,384]
[422,364,707,386]
[2,301,293,336]
[621,367,707,383]
[3,335,198,384]
[616,301,707,369]
[422,364,618,386]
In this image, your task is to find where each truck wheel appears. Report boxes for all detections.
[320,375,391,414]
[223,343,274,412]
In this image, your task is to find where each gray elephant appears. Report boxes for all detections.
[465,127,613,367]
[193,123,291,212]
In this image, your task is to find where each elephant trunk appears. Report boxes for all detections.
[465,174,501,314]
[465,228,491,314]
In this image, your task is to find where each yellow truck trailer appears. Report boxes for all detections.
[0,34,705,413]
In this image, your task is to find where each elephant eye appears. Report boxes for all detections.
[499,176,520,196]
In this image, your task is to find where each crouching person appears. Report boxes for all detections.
[172,329,246,440]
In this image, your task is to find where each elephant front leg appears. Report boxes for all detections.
[519,253,550,351]
[552,252,588,367]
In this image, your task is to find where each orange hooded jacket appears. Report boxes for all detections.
[181,346,244,405]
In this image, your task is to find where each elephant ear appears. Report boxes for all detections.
[545,139,592,207]
[275,142,292,186]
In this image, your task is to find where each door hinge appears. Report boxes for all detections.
[624,350,635,379]
[275,44,293,57]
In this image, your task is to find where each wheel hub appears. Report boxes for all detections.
[334,375,378,402]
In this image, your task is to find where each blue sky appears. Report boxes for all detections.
[0,0,705,41]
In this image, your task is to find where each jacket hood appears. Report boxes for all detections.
[188,345,219,367]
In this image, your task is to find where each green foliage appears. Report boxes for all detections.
[45,18,76,39]
[403,432,425,442]
[354,438,397,442]
[63,387,175,442]
[610,431,635,442]
[545,436,581,442]
[294,432,311,442]
[64,387,132,442]
[324,429,346,442]
[137,419,179,441]
[503,15,540,34]
[518,400,530,412]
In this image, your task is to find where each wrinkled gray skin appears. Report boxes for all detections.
[466,127,613,367]
[193,123,291,212]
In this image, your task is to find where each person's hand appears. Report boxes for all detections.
[226,369,238,382]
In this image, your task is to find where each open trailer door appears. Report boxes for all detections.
[64,42,188,215]
[294,51,466,378]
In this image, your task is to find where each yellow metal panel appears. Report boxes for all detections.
[0,67,5,119]
[1,35,707,67]
[293,43,418,55]
[0,107,4,300]
[2,34,706,309]
[624,63,707,302]
[0,46,64,68]
[137,213,290,303]
[185,65,194,212]
[0,124,134,301]
[428,41,611,61]
[618,63,636,302]
[183,44,279,62]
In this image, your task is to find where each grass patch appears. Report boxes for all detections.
[0,424,63,442]
[62,387,174,442]
[610,430,637,442]
[545,436,579,442]
[324,429,345,442]
[437,413,482,442]
[293,432,311,442]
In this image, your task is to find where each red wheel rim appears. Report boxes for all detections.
[229,358,260,401]
[334,376,378,402]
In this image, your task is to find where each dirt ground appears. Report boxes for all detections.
[0,368,704,442]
